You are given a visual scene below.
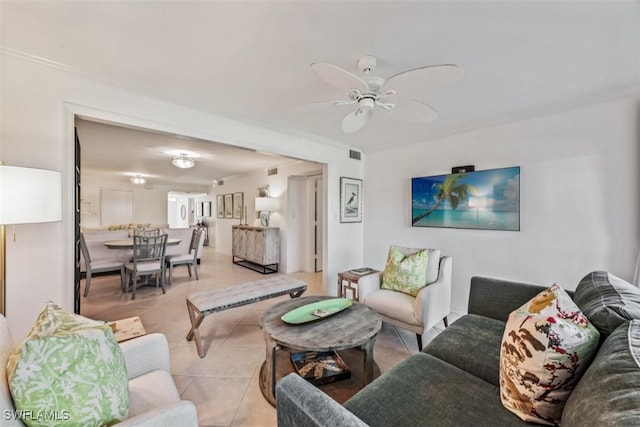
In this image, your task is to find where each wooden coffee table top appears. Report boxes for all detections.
[260,296,382,352]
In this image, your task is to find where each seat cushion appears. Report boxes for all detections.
[562,320,640,426]
[499,284,599,425]
[424,314,505,387]
[127,369,181,418]
[573,271,640,339]
[166,254,194,264]
[344,352,525,427]
[6,302,129,427]
[365,289,419,327]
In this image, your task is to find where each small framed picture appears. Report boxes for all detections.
[340,177,363,223]
[224,194,233,218]
[216,195,224,218]
[202,201,212,217]
[232,192,243,219]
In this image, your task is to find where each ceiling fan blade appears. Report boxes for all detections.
[311,62,369,93]
[382,64,463,95]
[383,99,438,123]
[289,99,355,113]
[342,108,373,133]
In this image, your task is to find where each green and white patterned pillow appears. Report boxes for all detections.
[6,302,129,427]
[381,246,429,296]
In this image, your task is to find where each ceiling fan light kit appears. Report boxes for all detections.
[171,153,195,169]
[308,55,463,133]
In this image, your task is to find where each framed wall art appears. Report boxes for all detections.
[202,201,211,217]
[340,177,363,223]
[232,192,243,219]
[216,195,224,218]
[411,166,520,231]
[224,194,233,218]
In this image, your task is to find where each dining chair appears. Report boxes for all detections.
[80,233,125,297]
[124,233,168,300]
[133,227,161,237]
[165,229,204,285]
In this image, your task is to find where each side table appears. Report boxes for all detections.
[337,269,380,301]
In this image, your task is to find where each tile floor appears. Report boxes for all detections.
[82,245,446,426]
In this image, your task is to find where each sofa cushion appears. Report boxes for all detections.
[562,320,640,426]
[381,246,429,296]
[6,302,129,427]
[424,314,505,387]
[344,352,525,427]
[499,284,599,425]
[573,271,640,338]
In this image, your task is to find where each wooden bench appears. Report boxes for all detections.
[186,277,307,357]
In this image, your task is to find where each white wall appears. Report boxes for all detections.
[364,96,640,315]
[0,51,363,338]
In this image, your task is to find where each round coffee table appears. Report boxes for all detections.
[259,296,382,406]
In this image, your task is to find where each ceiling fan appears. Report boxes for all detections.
[306,55,463,133]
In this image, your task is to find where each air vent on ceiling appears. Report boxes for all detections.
[349,149,362,160]
[216,179,224,186]
[267,167,278,176]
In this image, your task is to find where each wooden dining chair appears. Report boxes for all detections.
[165,229,204,285]
[80,233,125,297]
[124,233,168,300]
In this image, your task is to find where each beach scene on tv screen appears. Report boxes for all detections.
[411,166,520,231]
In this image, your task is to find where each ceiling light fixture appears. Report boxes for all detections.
[171,153,195,169]
[130,174,146,185]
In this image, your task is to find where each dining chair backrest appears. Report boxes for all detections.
[133,227,161,238]
[132,233,167,262]
[188,229,203,254]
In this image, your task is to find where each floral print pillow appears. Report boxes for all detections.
[499,284,599,425]
[6,302,129,427]
[381,246,429,296]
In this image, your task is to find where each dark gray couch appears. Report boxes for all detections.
[276,272,640,426]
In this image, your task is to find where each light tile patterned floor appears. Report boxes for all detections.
[82,246,445,426]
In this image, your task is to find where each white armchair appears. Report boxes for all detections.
[359,250,452,351]
[0,315,197,426]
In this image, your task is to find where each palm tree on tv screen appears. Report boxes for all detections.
[412,174,474,225]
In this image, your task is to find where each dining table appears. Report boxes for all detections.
[103,238,182,250]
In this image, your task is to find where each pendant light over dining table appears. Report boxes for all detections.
[171,153,195,169]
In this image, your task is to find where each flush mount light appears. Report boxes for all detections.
[171,153,195,169]
[130,174,146,185]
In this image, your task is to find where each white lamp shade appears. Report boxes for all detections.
[255,197,279,212]
[0,165,62,224]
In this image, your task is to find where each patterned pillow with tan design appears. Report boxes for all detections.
[499,284,599,425]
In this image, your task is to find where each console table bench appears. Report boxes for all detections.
[186,277,307,357]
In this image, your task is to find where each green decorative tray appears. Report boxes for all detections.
[281,298,353,324]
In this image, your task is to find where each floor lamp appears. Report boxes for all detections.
[0,165,62,316]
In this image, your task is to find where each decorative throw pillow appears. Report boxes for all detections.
[6,302,129,427]
[573,271,640,339]
[381,246,429,296]
[499,284,600,425]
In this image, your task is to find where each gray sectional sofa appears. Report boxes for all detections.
[276,272,640,426]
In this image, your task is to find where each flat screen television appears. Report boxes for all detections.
[411,166,520,231]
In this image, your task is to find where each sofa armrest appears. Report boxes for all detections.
[414,256,453,331]
[119,333,170,380]
[117,401,198,426]
[358,272,382,302]
[468,276,548,322]
[276,374,368,427]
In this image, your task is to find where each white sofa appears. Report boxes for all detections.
[0,315,198,426]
